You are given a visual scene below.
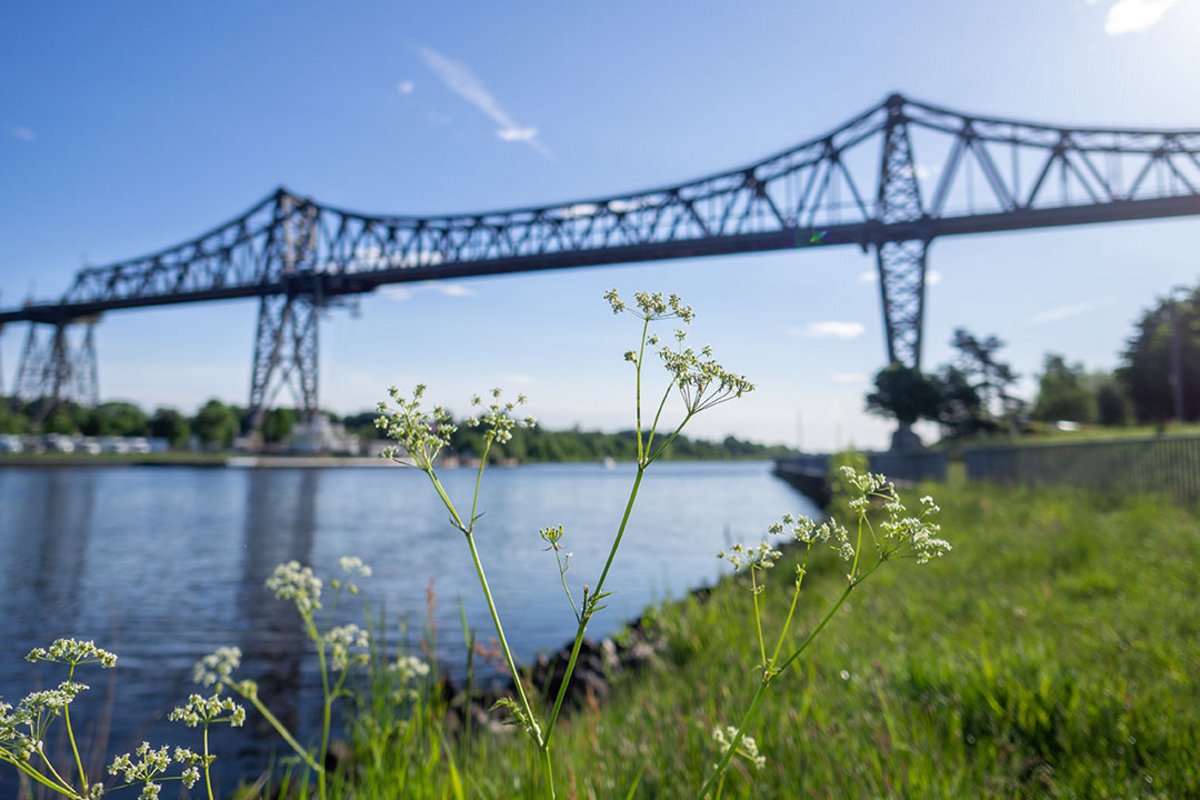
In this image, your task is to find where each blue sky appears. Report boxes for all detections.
[2,0,1198,450]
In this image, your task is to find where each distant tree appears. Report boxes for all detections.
[1117,287,1200,423]
[1091,372,1131,427]
[82,401,150,437]
[262,407,298,444]
[951,328,1020,420]
[193,399,239,449]
[149,407,191,448]
[930,364,993,439]
[865,365,942,426]
[34,401,88,435]
[1033,354,1096,423]
[0,396,31,435]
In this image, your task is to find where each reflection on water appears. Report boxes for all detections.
[0,461,814,790]
[239,470,317,748]
[4,470,96,636]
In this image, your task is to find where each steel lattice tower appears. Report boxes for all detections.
[14,320,99,422]
[875,94,930,371]
[247,192,322,431]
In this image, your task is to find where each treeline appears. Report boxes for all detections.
[866,283,1200,439]
[339,411,793,462]
[0,397,292,449]
[1,397,794,461]
[451,426,795,463]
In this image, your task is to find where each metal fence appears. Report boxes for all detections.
[774,451,948,483]
[964,436,1200,503]
[867,450,948,483]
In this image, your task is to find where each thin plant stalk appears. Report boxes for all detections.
[61,665,88,795]
[697,582,856,798]
[422,438,541,746]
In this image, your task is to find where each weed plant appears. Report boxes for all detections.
[373,290,949,798]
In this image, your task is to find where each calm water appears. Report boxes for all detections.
[0,461,812,791]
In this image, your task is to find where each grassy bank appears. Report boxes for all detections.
[341,481,1199,798]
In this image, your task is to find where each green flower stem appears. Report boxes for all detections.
[303,613,331,800]
[62,664,87,794]
[424,457,542,760]
[751,569,767,669]
[699,581,857,798]
[203,725,215,800]
[469,438,493,527]
[541,745,557,799]
[768,556,809,668]
[463,530,541,746]
[642,380,677,459]
[5,755,71,797]
[647,416,692,466]
[33,739,74,794]
[543,465,645,745]
[427,472,467,531]
[697,676,770,799]
[232,682,322,774]
[634,318,650,463]
[777,581,855,674]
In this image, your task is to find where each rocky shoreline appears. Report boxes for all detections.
[440,584,715,737]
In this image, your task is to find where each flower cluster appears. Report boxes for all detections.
[604,289,695,323]
[323,624,371,672]
[0,698,37,761]
[538,524,566,551]
[465,388,536,445]
[26,638,117,669]
[386,654,431,702]
[711,725,767,771]
[330,555,372,594]
[659,333,755,414]
[267,560,323,616]
[169,692,246,728]
[768,513,855,562]
[375,384,458,470]
[108,741,201,799]
[838,466,951,564]
[193,646,242,689]
[718,541,783,572]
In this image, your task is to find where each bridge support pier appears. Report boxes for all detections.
[247,292,320,433]
[13,319,99,424]
[246,192,322,437]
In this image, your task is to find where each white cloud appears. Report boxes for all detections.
[1103,0,1179,34]
[497,126,538,142]
[379,286,413,301]
[832,372,867,383]
[927,270,942,286]
[858,270,877,283]
[499,372,534,386]
[11,127,35,142]
[1026,297,1117,325]
[414,44,555,160]
[803,321,866,339]
[380,281,476,302]
[396,80,415,95]
[427,282,476,298]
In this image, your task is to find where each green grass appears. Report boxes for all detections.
[940,421,1200,452]
[341,481,1199,798]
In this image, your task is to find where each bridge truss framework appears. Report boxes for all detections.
[2,93,1198,431]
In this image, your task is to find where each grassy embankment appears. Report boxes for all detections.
[336,478,1199,799]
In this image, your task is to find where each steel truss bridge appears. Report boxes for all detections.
[3,93,1199,429]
